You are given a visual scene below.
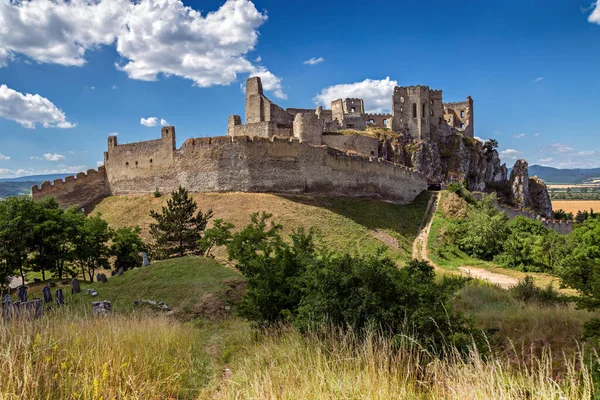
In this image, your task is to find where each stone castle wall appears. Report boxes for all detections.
[496,203,573,234]
[32,129,428,208]
[31,166,109,210]
[322,133,378,157]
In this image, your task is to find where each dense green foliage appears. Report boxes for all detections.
[227,213,479,350]
[111,226,145,272]
[0,195,145,289]
[150,186,213,258]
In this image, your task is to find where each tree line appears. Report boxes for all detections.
[0,196,144,291]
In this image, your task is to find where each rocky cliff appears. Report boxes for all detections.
[378,132,553,218]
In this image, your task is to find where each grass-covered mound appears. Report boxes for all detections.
[92,192,431,265]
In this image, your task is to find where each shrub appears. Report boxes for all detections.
[228,214,479,351]
[509,276,565,305]
[153,188,161,198]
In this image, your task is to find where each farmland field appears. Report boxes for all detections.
[552,200,600,214]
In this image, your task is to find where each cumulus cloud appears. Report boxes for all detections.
[140,117,168,127]
[32,153,66,161]
[589,1,600,23]
[0,84,75,128]
[0,0,285,98]
[499,149,521,160]
[248,68,286,99]
[0,154,10,160]
[313,77,398,113]
[304,57,324,65]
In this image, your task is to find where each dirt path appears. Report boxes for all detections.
[412,192,518,289]
[458,267,518,289]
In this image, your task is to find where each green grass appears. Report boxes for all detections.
[28,256,244,320]
[92,192,431,265]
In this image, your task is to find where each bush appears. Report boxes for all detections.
[227,214,480,351]
[509,276,565,305]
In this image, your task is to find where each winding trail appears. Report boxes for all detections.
[412,192,518,289]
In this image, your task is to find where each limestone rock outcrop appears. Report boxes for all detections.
[509,159,530,208]
[528,176,553,218]
[379,134,552,218]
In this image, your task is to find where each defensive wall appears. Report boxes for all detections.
[32,127,428,209]
[30,166,109,210]
[497,203,573,234]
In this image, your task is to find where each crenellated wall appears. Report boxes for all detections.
[104,132,427,203]
[31,166,109,210]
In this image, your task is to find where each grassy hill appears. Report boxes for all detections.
[91,192,431,265]
[0,181,36,198]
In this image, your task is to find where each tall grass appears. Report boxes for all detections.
[0,307,209,399]
[205,326,596,399]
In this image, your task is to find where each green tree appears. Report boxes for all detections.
[150,187,213,258]
[72,214,112,282]
[0,196,36,285]
[29,197,64,281]
[496,216,553,272]
[458,203,508,260]
[111,226,145,271]
[198,219,234,258]
[556,217,600,309]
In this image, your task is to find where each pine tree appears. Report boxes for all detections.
[149,186,213,258]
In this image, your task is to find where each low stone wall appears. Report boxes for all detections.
[31,167,109,210]
[497,204,573,235]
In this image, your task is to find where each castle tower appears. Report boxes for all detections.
[245,77,265,124]
[391,86,433,141]
[161,126,176,150]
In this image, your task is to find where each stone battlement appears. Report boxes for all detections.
[31,166,109,210]
[33,129,428,209]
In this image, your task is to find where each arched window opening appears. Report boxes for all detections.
[412,103,417,118]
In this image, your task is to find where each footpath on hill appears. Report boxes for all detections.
[412,192,518,289]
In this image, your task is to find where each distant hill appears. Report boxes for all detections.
[526,165,600,184]
[0,181,37,198]
[0,173,71,183]
[0,173,74,199]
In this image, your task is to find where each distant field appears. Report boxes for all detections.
[547,183,600,189]
[552,200,600,214]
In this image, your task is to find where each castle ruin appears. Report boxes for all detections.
[31,77,484,214]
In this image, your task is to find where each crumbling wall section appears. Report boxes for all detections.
[322,133,378,157]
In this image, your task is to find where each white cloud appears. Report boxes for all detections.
[533,77,544,83]
[248,68,286,99]
[0,0,285,98]
[109,132,119,136]
[0,165,89,179]
[513,133,526,138]
[313,77,398,113]
[112,85,118,90]
[33,153,65,161]
[140,117,158,127]
[534,132,540,137]
[589,1,600,23]
[552,143,574,153]
[96,161,104,167]
[0,84,75,129]
[140,117,168,127]
[539,157,553,163]
[0,154,10,160]
[304,57,324,65]
[499,148,521,160]
[255,56,262,62]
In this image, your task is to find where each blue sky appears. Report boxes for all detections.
[0,0,599,178]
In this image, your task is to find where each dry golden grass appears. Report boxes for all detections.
[202,327,595,400]
[0,308,209,399]
[91,192,430,265]
[552,200,600,214]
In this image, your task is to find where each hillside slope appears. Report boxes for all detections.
[520,165,600,184]
[91,192,431,265]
